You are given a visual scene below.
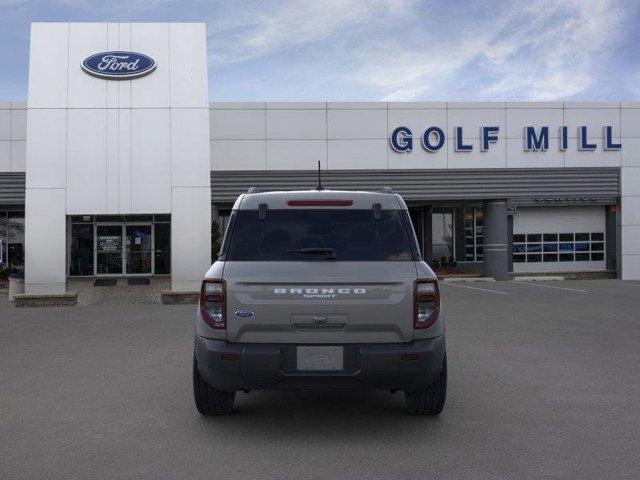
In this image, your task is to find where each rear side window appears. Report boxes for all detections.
[224,209,417,261]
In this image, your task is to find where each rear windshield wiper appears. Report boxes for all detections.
[287,247,336,260]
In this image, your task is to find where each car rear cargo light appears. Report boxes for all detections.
[200,279,226,329]
[287,200,353,206]
[414,279,440,329]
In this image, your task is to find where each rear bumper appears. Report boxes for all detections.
[194,335,446,392]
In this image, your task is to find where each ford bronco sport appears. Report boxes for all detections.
[193,188,446,415]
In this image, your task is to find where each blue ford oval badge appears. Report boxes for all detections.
[234,310,254,318]
[82,51,156,80]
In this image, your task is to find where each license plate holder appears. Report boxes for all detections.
[296,346,344,371]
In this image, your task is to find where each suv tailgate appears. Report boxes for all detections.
[223,261,417,343]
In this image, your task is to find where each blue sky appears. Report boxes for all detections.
[1,0,639,101]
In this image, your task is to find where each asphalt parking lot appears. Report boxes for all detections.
[1,279,639,480]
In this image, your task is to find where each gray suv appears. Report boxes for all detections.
[193,188,446,415]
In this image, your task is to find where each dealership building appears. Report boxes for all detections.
[1,22,640,298]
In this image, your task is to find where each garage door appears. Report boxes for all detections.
[513,206,606,273]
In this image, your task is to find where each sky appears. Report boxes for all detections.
[1,0,639,102]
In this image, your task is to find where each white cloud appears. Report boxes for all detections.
[208,0,414,66]
[358,0,628,101]
[208,0,630,101]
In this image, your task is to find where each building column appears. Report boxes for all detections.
[171,187,212,292]
[24,188,67,294]
[483,200,509,280]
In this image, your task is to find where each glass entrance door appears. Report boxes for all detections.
[96,225,124,275]
[125,225,152,275]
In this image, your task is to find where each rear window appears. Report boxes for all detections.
[223,209,418,261]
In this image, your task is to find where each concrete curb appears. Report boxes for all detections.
[442,277,496,283]
[161,291,199,305]
[514,276,565,282]
[14,291,78,308]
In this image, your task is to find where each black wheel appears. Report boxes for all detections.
[404,355,447,415]
[193,355,236,415]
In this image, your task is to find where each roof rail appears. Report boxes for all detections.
[246,186,262,194]
[376,186,394,194]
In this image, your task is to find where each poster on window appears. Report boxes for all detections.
[98,236,121,252]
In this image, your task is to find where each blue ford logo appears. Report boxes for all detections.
[234,310,254,318]
[82,51,156,80]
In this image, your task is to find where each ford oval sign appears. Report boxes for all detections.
[82,51,156,80]
[234,310,254,318]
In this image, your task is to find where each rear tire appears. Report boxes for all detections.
[404,355,447,415]
[193,355,235,415]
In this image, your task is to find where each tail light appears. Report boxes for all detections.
[414,279,440,329]
[200,279,226,329]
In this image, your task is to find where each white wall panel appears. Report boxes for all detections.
[118,23,132,109]
[327,109,386,139]
[266,109,326,139]
[169,23,208,108]
[621,195,640,226]
[0,110,9,140]
[131,23,170,108]
[171,186,211,291]
[267,102,325,110]
[0,141,9,171]
[211,140,265,170]
[105,108,119,213]
[329,102,386,110]
[564,144,620,168]
[130,108,171,212]
[506,138,565,168]
[67,23,108,109]
[621,108,640,138]
[506,108,563,138]
[266,140,327,170]
[171,108,210,186]
[446,138,506,169]
[621,166,640,196]
[24,188,66,294]
[10,141,26,172]
[106,23,119,108]
[10,109,27,140]
[387,108,447,138]
[388,145,445,170]
[66,109,107,214]
[564,107,620,138]
[447,107,506,140]
[621,255,640,279]
[210,109,265,139]
[25,109,67,189]
[621,225,640,255]
[328,140,387,169]
[28,23,68,108]
[117,109,132,213]
[621,138,640,167]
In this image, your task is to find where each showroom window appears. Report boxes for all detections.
[463,208,483,262]
[432,209,454,258]
[68,214,171,276]
[513,232,605,263]
[0,211,25,274]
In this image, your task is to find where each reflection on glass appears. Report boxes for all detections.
[70,224,94,276]
[7,212,25,274]
[154,223,171,274]
[432,212,454,258]
[126,225,152,274]
[97,225,123,275]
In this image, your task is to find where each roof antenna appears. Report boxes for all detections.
[315,160,325,191]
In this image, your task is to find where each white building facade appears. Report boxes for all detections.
[1,22,640,295]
